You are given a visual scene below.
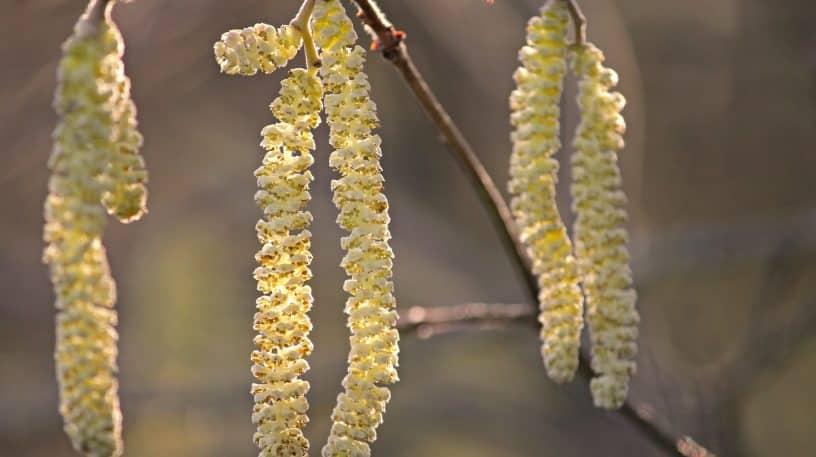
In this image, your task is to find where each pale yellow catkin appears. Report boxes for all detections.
[44,2,125,455]
[213,6,320,455]
[99,19,148,223]
[214,23,303,76]
[313,1,399,455]
[570,42,639,409]
[250,68,323,457]
[508,0,584,383]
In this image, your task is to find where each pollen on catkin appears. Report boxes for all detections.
[249,68,323,457]
[313,1,399,455]
[43,3,125,455]
[99,20,148,223]
[508,0,584,383]
[570,42,639,409]
[214,24,303,76]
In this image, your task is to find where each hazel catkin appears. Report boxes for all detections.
[44,2,126,454]
[313,1,399,455]
[570,42,639,410]
[214,24,303,76]
[508,0,584,383]
[250,65,323,457]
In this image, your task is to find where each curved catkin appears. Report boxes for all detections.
[214,24,303,76]
[313,1,399,455]
[43,3,124,455]
[508,0,583,383]
[250,68,322,457]
[570,43,640,409]
[100,20,148,223]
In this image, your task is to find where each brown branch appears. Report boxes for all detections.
[398,303,536,338]
[351,1,686,456]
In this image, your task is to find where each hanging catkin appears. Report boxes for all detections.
[250,68,323,456]
[214,2,322,454]
[44,1,128,454]
[214,24,303,76]
[100,18,148,223]
[508,0,584,383]
[313,1,399,455]
[570,42,639,409]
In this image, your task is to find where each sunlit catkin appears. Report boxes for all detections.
[508,0,583,383]
[43,2,124,455]
[313,1,399,455]
[100,19,148,223]
[250,68,322,457]
[214,24,303,76]
[570,42,639,409]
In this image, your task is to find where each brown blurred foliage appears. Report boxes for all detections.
[1,0,815,456]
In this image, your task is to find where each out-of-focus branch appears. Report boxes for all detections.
[398,303,536,338]
[350,2,686,455]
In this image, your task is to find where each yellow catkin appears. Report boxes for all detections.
[43,3,124,455]
[249,68,322,456]
[99,19,148,223]
[508,0,584,383]
[313,1,399,455]
[570,42,639,409]
[214,23,303,76]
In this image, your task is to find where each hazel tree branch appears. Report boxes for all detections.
[398,303,537,337]
[350,0,687,456]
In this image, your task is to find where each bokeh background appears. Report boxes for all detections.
[2,0,815,455]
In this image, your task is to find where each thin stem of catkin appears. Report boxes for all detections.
[563,0,586,46]
[291,0,321,69]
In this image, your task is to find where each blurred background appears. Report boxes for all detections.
[1,0,815,455]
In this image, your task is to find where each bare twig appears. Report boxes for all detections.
[398,303,536,337]
[349,1,686,454]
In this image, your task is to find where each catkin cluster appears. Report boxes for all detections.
[250,68,322,456]
[570,43,639,409]
[43,0,147,454]
[508,0,584,383]
[213,1,399,455]
[509,0,639,409]
[313,1,399,455]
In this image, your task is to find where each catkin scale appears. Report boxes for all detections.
[250,68,322,457]
[508,0,584,383]
[570,43,639,409]
[44,3,126,455]
[313,1,399,455]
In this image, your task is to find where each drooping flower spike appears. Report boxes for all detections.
[100,18,148,223]
[44,0,147,454]
[250,68,323,457]
[570,42,639,409]
[508,0,584,383]
[214,2,322,455]
[214,23,304,76]
[313,1,400,455]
